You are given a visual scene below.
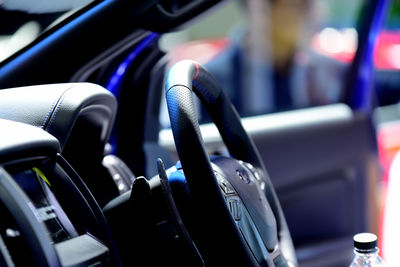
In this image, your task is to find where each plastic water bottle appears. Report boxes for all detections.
[349,233,386,267]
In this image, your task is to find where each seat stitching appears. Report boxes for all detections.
[46,94,67,132]
[43,85,76,132]
[41,98,59,129]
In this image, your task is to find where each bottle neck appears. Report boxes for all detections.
[354,247,379,256]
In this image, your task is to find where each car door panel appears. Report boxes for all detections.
[160,103,380,266]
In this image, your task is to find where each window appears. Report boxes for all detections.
[0,0,97,62]
[160,0,366,125]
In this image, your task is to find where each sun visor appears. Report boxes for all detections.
[0,83,117,151]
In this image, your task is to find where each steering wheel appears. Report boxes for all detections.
[165,60,297,266]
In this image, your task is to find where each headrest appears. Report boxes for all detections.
[0,83,117,150]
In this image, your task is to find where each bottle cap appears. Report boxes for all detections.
[353,233,378,252]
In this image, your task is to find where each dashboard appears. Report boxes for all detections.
[0,83,121,266]
[0,118,119,266]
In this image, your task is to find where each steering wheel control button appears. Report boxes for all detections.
[215,172,236,195]
[243,162,266,191]
[5,229,20,238]
[228,198,242,221]
[236,169,251,184]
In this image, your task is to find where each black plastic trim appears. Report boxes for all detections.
[0,167,61,267]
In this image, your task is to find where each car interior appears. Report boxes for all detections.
[0,0,398,266]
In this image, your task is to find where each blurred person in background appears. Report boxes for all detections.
[205,0,347,117]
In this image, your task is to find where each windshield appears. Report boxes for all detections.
[0,0,97,62]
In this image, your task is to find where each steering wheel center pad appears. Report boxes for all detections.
[170,156,279,252]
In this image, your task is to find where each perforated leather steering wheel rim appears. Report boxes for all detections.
[165,60,296,266]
